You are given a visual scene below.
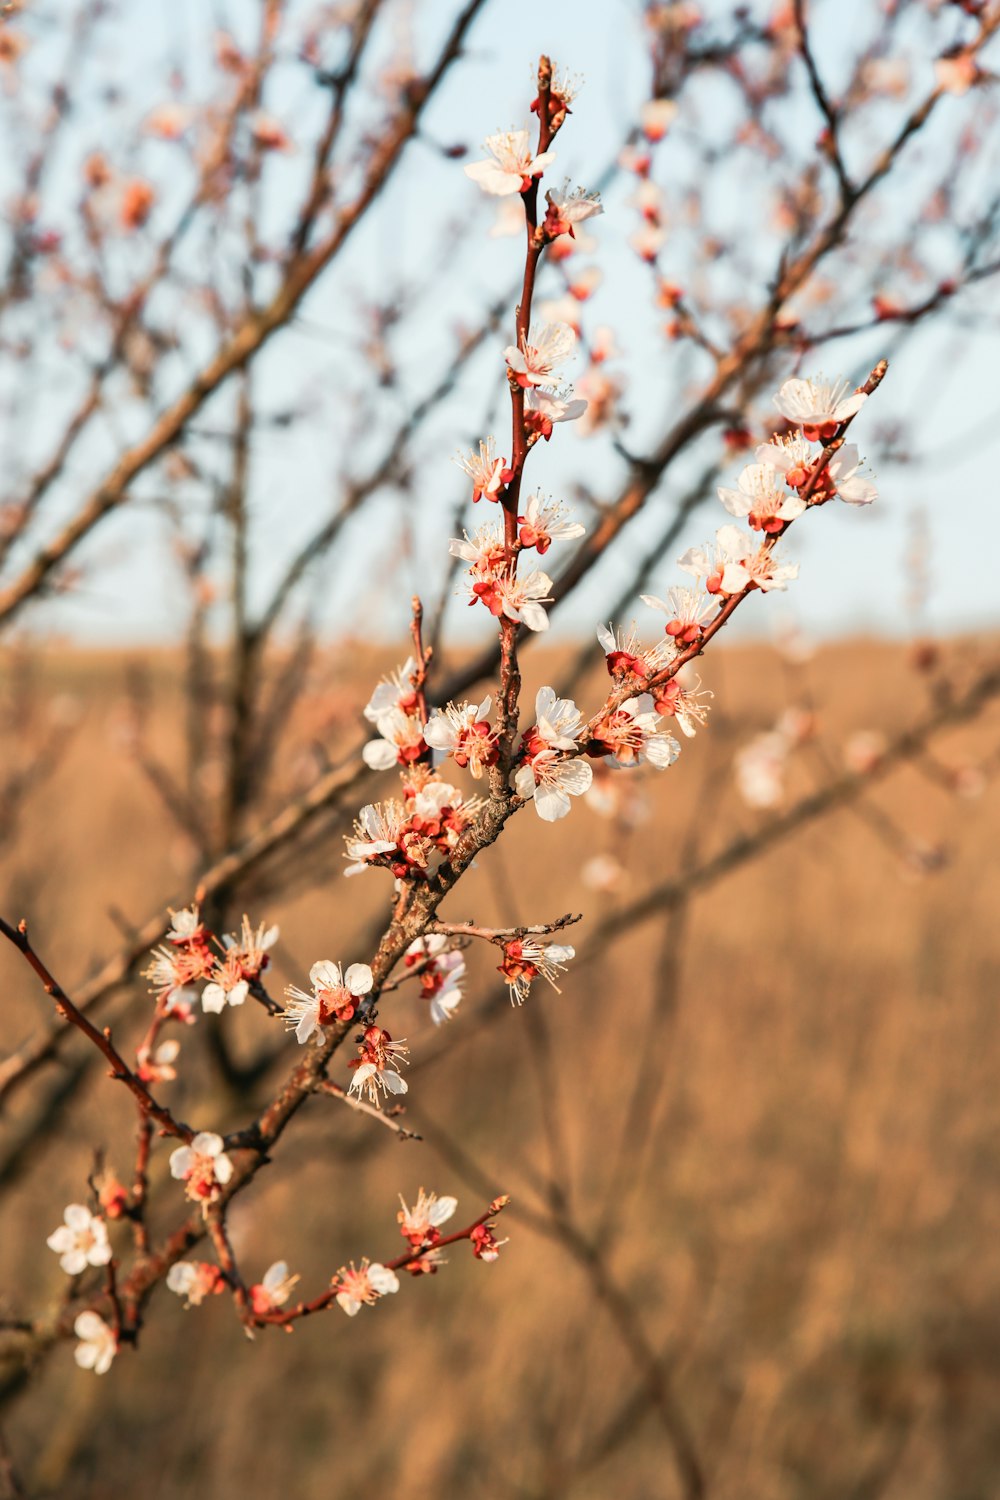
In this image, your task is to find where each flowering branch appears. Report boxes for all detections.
[0,917,193,1143]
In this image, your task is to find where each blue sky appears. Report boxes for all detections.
[2,0,998,649]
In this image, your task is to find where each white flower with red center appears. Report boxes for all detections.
[597,622,675,683]
[523,387,588,441]
[640,585,717,643]
[363,657,419,724]
[201,915,279,1013]
[450,520,507,614]
[514,750,592,821]
[169,1131,233,1203]
[74,1312,117,1375]
[455,438,510,504]
[166,1260,225,1308]
[517,493,585,555]
[405,935,466,1024]
[144,916,215,1010]
[362,706,427,771]
[542,186,602,239]
[717,462,805,533]
[250,1260,300,1316]
[756,434,816,490]
[424,696,497,778]
[283,959,374,1046]
[334,1259,400,1316]
[720,539,799,594]
[47,1205,113,1275]
[589,694,681,769]
[345,801,404,870]
[826,445,877,506]
[167,905,204,942]
[136,1037,181,1083]
[505,321,576,389]
[757,436,876,506]
[651,673,714,738]
[348,1024,409,1108]
[498,938,575,1006]
[640,96,678,140]
[464,129,555,197]
[773,374,867,441]
[677,525,749,595]
[397,1188,458,1249]
[494,570,553,632]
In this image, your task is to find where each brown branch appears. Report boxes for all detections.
[0,917,193,1141]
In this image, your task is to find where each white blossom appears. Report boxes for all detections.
[73,1311,116,1375]
[464,129,555,196]
[47,1205,113,1276]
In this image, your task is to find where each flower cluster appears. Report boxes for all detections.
[345,775,483,880]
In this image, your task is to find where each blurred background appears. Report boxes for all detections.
[1,1,999,1497]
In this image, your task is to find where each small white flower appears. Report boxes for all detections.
[364,658,418,724]
[424,697,496,778]
[251,1260,300,1315]
[828,445,877,506]
[73,1311,117,1375]
[773,374,867,436]
[524,387,588,438]
[345,801,403,866]
[517,493,585,554]
[454,439,508,503]
[362,706,426,771]
[514,753,593,821]
[397,1188,458,1244]
[349,1061,408,1105]
[169,1131,233,1203]
[283,960,373,1046]
[543,185,603,238]
[497,571,553,632]
[590,694,681,769]
[167,1260,223,1307]
[47,1205,113,1276]
[464,129,555,197]
[334,1259,400,1316]
[504,321,577,389]
[717,462,805,532]
[499,939,575,1006]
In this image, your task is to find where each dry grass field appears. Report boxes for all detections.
[1,635,999,1499]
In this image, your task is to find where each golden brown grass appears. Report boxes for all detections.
[1,637,998,1500]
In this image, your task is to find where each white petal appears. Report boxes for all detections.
[201,984,227,1014]
[368,1265,400,1295]
[382,1071,408,1095]
[310,960,343,989]
[345,963,374,996]
[534,783,571,821]
[519,601,550,632]
[429,1196,458,1226]
[228,980,249,1007]
[362,739,399,771]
